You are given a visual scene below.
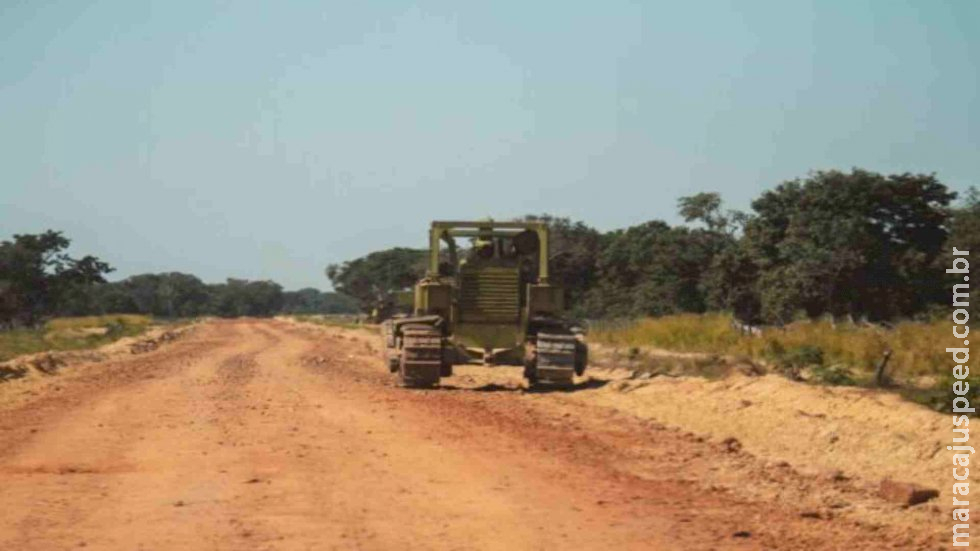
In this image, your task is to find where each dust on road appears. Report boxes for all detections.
[0,319,941,550]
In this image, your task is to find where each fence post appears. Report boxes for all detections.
[873,349,893,387]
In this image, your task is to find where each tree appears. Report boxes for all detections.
[521,215,603,315]
[282,288,359,314]
[326,248,427,313]
[703,243,762,325]
[0,230,112,327]
[120,274,164,315]
[585,221,729,317]
[677,192,746,237]
[946,187,980,322]
[91,282,139,314]
[160,273,211,317]
[207,279,284,317]
[739,169,955,324]
[242,280,285,316]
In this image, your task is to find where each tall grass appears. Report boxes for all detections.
[0,315,153,362]
[45,314,151,331]
[589,313,948,380]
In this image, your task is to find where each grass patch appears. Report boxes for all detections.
[598,347,742,380]
[289,314,375,332]
[590,313,948,380]
[591,314,742,353]
[590,313,958,409]
[0,315,154,362]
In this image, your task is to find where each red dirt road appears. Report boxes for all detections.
[0,320,938,550]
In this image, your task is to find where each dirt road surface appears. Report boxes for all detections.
[0,319,942,550]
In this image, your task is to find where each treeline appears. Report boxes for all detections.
[62,274,356,318]
[0,231,357,328]
[68,275,359,319]
[6,168,976,329]
[329,169,980,325]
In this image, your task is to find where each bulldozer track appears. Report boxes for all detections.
[532,332,578,383]
[398,324,443,387]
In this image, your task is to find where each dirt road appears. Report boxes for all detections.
[0,320,940,550]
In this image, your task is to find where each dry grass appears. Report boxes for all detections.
[0,315,154,362]
[288,314,375,332]
[589,313,948,381]
[45,314,151,331]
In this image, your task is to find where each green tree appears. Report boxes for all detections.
[0,230,112,327]
[585,221,728,317]
[741,169,954,324]
[91,282,139,314]
[703,243,762,324]
[282,288,359,314]
[521,215,602,315]
[677,192,746,237]
[326,248,427,313]
[161,273,211,317]
[946,187,980,322]
[208,279,284,317]
[121,274,164,315]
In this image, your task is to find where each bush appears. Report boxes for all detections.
[762,342,823,377]
[905,373,980,413]
[810,364,857,386]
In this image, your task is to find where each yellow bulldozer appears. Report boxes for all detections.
[382,220,587,388]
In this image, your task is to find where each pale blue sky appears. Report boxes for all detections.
[1,1,977,290]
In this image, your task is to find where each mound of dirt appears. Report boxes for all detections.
[0,324,195,382]
[575,368,961,500]
[127,329,184,354]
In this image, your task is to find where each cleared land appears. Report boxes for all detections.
[0,318,948,550]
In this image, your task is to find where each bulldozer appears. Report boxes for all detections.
[382,220,587,387]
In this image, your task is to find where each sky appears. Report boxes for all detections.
[1,1,977,290]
